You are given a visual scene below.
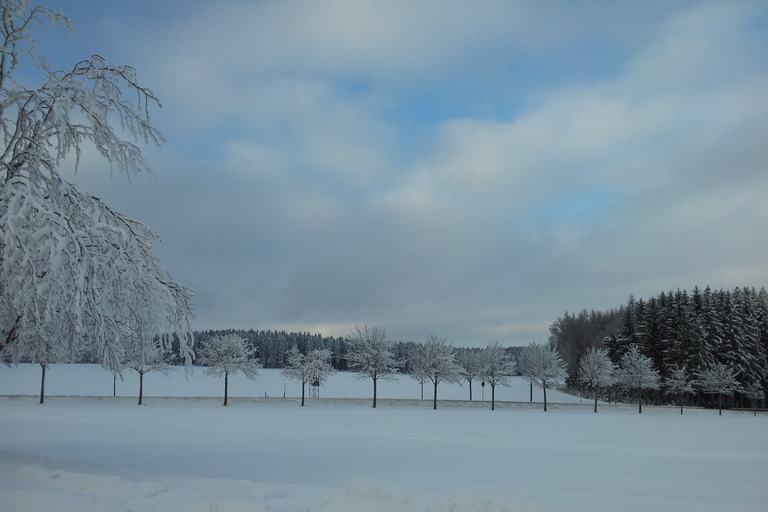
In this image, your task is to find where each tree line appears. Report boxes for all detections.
[550,286,768,410]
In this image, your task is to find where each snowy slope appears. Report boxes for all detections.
[0,363,586,403]
[1,366,767,512]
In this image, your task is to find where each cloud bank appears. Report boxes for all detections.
[48,0,768,345]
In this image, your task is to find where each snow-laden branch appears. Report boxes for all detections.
[0,1,193,374]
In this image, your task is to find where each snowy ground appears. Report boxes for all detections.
[1,365,767,512]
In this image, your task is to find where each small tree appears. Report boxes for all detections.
[282,345,334,406]
[697,363,741,415]
[407,343,429,400]
[742,381,765,416]
[524,342,567,412]
[578,347,616,413]
[478,341,516,411]
[517,345,536,402]
[420,334,463,410]
[14,319,77,404]
[345,326,400,408]
[198,334,261,406]
[456,349,480,401]
[615,345,660,413]
[663,366,696,415]
[120,326,173,406]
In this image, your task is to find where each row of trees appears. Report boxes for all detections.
[190,327,524,409]
[577,345,765,415]
[551,287,768,411]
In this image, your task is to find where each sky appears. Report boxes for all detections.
[31,0,768,347]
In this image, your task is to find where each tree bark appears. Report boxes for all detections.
[543,384,548,412]
[594,388,598,413]
[638,388,643,414]
[529,382,533,402]
[224,371,229,406]
[433,381,438,410]
[138,371,144,405]
[491,383,496,411]
[39,363,46,404]
[301,380,305,406]
[372,377,377,408]
[468,380,472,401]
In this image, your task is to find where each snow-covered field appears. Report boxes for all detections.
[1,365,766,512]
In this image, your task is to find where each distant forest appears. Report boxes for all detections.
[550,286,768,406]
[188,329,521,375]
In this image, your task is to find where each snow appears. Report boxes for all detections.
[1,365,767,512]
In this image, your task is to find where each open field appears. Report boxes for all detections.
[1,365,766,512]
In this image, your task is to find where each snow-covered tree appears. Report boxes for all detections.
[119,315,173,405]
[0,1,194,374]
[615,345,660,413]
[345,326,400,408]
[742,381,765,416]
[456,348,481,401]
[407,343,429,400]
[478,341,516,411]
[697,363,741,415]
[663,365,696,415]
[198,334,260,406]
[517,345,536,402]
[417,334,462,410]
[20,324,75,404]
[282,345,334,406]
[578,347,615,413]
[523,342,567,412]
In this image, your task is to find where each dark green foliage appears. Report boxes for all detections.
[552,286,768,409]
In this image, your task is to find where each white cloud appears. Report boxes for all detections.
[46,0,768,344]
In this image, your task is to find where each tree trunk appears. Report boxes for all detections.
[39,363,46,404]
[529,382,533,402]
[638,388,643,414]
[223,371,229,406]
[718,392,722,416]
[138,371,144,405]
[433,381,438,410]
[594,387,598,413]
[543,384,548,412]
[420,381,424,400]
[679,393,683,415]
[372,377,377,408]
[301,380,305,406]
[114,373,117,397]
[491,383,496,411]
[468,380,472,401]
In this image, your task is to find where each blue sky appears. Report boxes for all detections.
[34,0,768,346]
